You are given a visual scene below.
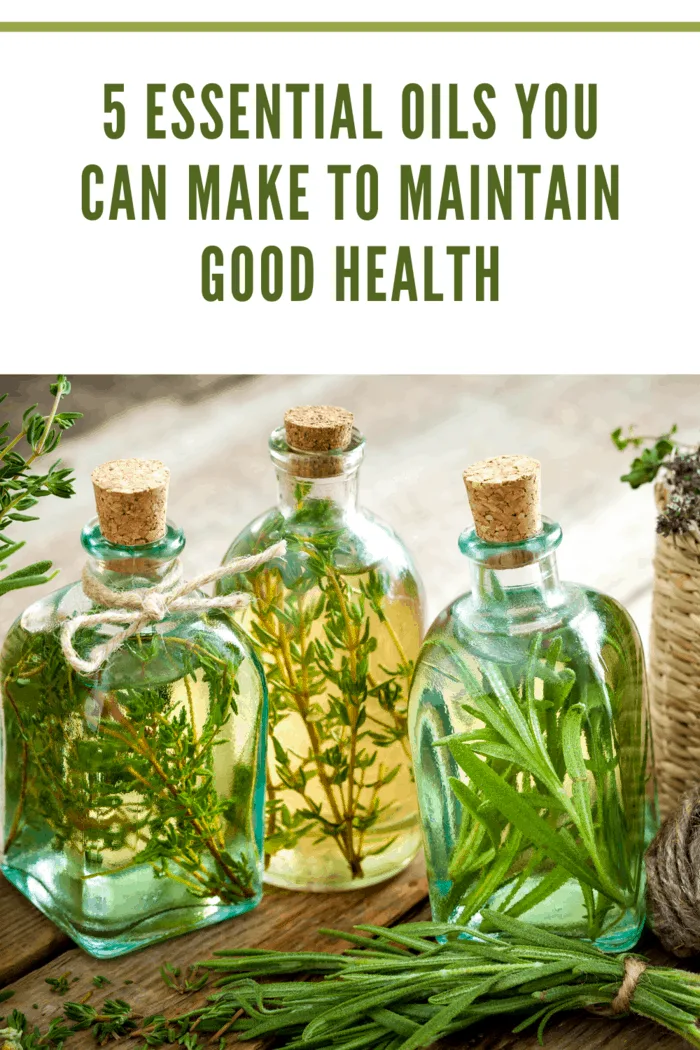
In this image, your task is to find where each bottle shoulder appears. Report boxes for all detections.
[420,581,641,653]
[224,503,422,585]
[1,579,263,690]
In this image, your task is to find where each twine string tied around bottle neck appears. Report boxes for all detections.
[48,540,286,677]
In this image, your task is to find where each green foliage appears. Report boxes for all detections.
[180,913,700,1049]
[611,424,678,489]
[62,999,138,1042]
[224,495,414,880]
[425,622,648,941]
[0,376,81,598]
[44,975,71,996]
[160,962,208,994]
[2,626,257,905]
[19,914,700,1050]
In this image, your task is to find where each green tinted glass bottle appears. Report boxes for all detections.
[0,459,267,957]
[409,455,657,952]
[219,406,424,891]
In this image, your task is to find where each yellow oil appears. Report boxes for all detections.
[240,572,422,891]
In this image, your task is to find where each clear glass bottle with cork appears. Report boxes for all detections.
[218,406,424,891]
[0,458,273,957]
[409,455,657,951]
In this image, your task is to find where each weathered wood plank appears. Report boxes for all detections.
[1,854,428,1045]
[466,1015,687,1049]
[0,882,70,984]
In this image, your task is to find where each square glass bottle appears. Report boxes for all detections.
[0,459,268,957]
[409,455,657,952]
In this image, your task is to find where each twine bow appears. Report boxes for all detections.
[45,540,286,677]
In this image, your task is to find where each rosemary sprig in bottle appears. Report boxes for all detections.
[423,618,648,941]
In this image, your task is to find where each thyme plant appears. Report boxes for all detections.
[220,489,420,886]
[2,624,258,904]
[0,375,81,598]
[2,483,268,953]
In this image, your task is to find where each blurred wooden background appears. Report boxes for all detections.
[1,373,697,644]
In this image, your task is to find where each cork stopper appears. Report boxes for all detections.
[463,455,541,544]
[92,458,170,546]
[284,406,354,453]
[284,405,354,478]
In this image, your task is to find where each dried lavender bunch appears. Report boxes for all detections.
[655,449,700,537]
[611,425,700,536]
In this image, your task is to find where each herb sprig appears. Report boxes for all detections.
[420,619,649,942]
[0,375,81,598]
[221,488,417,880]
[2,626,258,903]
[611,424,679,489]
[187,913,700,1049]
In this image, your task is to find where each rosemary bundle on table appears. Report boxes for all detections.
[184,913,700,1049]
[7,914,700,1050]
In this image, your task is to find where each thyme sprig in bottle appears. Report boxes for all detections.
[0,458,267,957]
[219,406,424,891]
[409,455,657,951]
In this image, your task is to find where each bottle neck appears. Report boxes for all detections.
[80,518,185,595]
[460,519,566,628]
[275,469,360,517]
[269,424,365,518]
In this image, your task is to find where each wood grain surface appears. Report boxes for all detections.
[1,373,699,1049]
[0,856,428,1047]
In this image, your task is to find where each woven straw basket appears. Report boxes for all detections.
[649,482,700,817]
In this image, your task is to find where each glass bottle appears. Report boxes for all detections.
[409,455,656,952]
[218,406,424,891]
[0,459,267,958]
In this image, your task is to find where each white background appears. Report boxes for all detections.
[0,7,698,371]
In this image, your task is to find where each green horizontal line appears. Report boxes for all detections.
[1,21,700,32]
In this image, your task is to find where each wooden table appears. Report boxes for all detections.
[2,373,699,1049]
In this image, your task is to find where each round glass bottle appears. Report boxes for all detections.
[0,459,267,958]
[219,406,424,891]
[409,455,657,952]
